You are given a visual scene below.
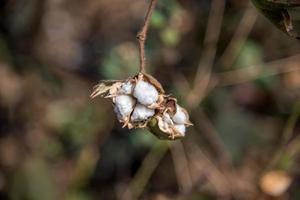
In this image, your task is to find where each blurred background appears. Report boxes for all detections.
[0,0,300,199]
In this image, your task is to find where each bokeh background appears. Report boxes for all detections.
[0,0,300,199]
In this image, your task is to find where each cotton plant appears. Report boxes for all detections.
[90,0,192,140]
[91,73,192,140]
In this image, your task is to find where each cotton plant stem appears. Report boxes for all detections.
[122,2,162,199]
[266,101,300,170]
[186,0,225,108]
[185,137,236,198]
[219,3,258,69]
[137,0,157,73]
[123,141,169,200]
[216,54,300,87]
[170,141,193,193]
[253,101,300,199]
[192,110,232,167]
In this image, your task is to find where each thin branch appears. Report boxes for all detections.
[192,110,232,167]
[219,4,258,69]
[186,0,226,109]
[170,141,193,193]
[184,137,234,198]
[123,141,169,200]
[137,0,157,73]
[216,54,300,87]
[266,101,300,170]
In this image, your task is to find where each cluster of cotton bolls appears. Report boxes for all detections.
[91,73,192,140]
[155,103,192,139]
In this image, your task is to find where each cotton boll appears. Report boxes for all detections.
[119,81,134,94]
[114,95,135,120]
[174,124,186,136]
[133,80,158,105]
[131,104,155,122]
[158,113,173,133]
[172,104,188,124]
[114,106,123,120]
[158,117,169,133]
[163,112,173,125]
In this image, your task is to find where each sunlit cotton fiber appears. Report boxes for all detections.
[119,81,134,95]
[131,104,155,122]
[174,124,186,136]
[133,80,158,105]
[172,104,188,124]
[114,95,135,120]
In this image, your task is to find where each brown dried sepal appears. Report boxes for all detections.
[90,80,122,99]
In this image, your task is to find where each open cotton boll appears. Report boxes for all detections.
[114,95,135,120]
[133,80,158,105]
[172,104,188,124]
[131,104,155,122]
[114,106,122,120]
[158,112,173,132]
[163,112,173,125]
[119,81,134,95]
[174,124,186,136]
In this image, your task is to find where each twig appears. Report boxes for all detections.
[170,141,193,193]
[219,3,257,69]
[266,101,300,170]
[123,141,169,200]
[137,0,157,73]
[184,137,234,198]
[188,133,257,199]
[253,101,300,200]
[216,54,300,87]
[192,110,232,167]
[186,0,226,109]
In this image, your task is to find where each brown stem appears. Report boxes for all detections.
[186,0,225,108]
[137,0,157,73]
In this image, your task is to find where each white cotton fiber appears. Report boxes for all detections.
[119,81,134,95]
[114,95,135,120]
[172,104,187,124]
[133,80,158,105]
[174,124,186,136]
[163,112,173,125]
[158,112,173,132]
[131,104,155,122]
[158,120,169,132]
